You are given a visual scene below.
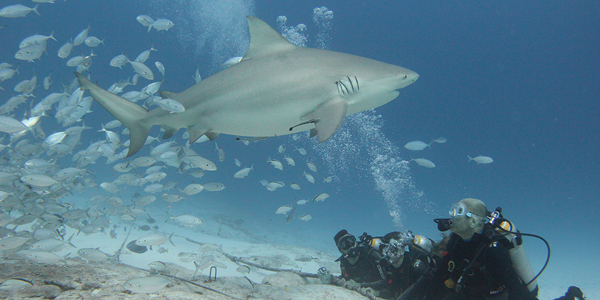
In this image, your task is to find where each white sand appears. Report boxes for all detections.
[4,215,595,299]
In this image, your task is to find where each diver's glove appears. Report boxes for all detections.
[317,267,332,284]
[360,287,381,297]
[344,279,361,291]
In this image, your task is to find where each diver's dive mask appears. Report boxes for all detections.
[337,234,357,254]
[449,202,478,219]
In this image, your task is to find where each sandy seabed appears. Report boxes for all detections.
[1,216,596,300]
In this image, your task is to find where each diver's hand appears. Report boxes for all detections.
[361,287,381,297]
[344,279,361,290]
[317,267,332,284]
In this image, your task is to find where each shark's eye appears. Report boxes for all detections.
[404,75,408,79]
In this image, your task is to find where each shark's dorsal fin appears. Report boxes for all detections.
[243,16,297,61]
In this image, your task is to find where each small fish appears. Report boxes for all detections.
[100,182,120,193]
[185,155,217,171]
[410,158,436,168]
[77,248,112,261]
[467,155,493,164]
[323,176,333,183]
[148,261,166,273]
[202,182,225,192]
[154,98,185,113]
[404,141,430,151]
[132,156,157,167]
[192,67,202,83]
[57,41,73,59]
[43,73,52,89]
[148,18,174,32]
[299,215,312,222]
[295,148,307,155]
[303,171,315,183]
[0,237,30,250]
[135,46,157,63]
[306,161,318,172]
[214,142,225,161]
[167,213,202,226]
[19,32,56,48]
[42,131,66,146]
[155,61,166,77]
[180,183,204,195]
[129,61,154,80]
[313,193,330,202]
[432,137,447,144]
[14,43,45,62]
[284,156,295,166]
[109,54,129,68]
[136,15,154,27]
[222,56,243,68]
[267,158,283,170]
[135,233,174,247]
[84,36,104,47]
[0,115,27,133]
[20,174,61,187]
[18,250,66,265]
[264,181,285,191]
[123,276,171,294]
[276,205,293,215]
[0,4,40,18]
[296,199,308,205]
[290,183,300,190]
[234,158,242,167]
[234,165,253,178]
[286,206,297,223]
[73,24,91,46]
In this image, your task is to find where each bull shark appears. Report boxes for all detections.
[75,16,418,157]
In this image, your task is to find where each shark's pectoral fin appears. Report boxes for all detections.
[162,126,178,139]
[186,125,219,144]
[309,129,318,138]
[187,124,209,144]
[205,132,220,141]
[302,97,348,142]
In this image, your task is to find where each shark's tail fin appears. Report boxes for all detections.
[74,72,150,157]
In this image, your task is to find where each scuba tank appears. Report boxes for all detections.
[487,208,539,293]
[413,235,433,253]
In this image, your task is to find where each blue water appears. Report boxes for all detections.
[1,0,598,298]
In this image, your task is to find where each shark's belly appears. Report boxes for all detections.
[199,92,326,137]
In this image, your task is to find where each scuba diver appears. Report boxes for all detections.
[554,286,586,300]
[329,229,438,299]
[399,198,541,300]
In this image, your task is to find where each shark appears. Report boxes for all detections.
[75,16,418,157]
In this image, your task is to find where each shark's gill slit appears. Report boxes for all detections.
[347,76,355,92]
[336,81,349,95]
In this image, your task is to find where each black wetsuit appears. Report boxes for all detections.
[423,233,537,300]
[385,244,437,299]
[340,246,387,284]
[340,243,436,299]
